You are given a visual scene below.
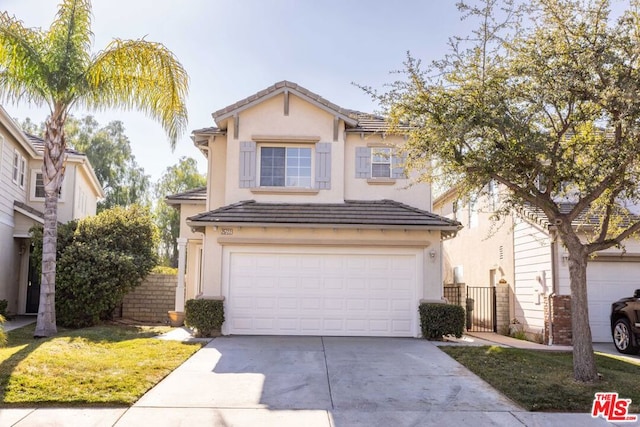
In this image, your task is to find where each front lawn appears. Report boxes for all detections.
[0,323,203,406]
[440,346,640,412]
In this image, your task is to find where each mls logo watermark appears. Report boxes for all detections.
[591,392,638,422]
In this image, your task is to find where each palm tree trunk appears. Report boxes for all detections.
[567,246,598,382]
[34,114,66,338]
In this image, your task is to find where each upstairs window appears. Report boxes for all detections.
[31,170,63,201]
[371,148,392,178]
[12,151,19,183]
[34,172,46,198]
[12,150,26,188]
[239,140,330,191]
[259,146,312,188]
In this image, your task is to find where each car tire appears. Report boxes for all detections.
[613,318,639,354]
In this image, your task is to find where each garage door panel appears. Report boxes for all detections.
[588,262,640,342]
[225,249,420,337]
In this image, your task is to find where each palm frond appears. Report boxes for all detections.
[0,11,48,106]
[44,0,93,99]
[84,39,189,148]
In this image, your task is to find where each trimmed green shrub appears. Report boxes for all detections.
[0,300,8,318]
[0,315,6,347]
[419,303,465,340]
[185,299,224,337]
[31,205,158,328]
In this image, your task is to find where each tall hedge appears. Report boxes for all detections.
[31,205,158,328]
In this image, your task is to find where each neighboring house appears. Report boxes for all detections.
[0,106,103,315]
[165,186,206,301]
[434,184,640,344]
[173,81,460,337]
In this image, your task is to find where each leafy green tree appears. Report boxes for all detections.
[155,157,206,267]
[0,0,188,337]
[31,205,158,328]
[375,0,640,382]
[65,116,151,210]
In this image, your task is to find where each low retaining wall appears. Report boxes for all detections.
[120,273,177,324]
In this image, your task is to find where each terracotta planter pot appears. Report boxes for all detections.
[168,311,185,327]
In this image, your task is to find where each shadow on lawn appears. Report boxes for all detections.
[0,322,182,405]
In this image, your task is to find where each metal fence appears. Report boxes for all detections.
[443,286,462,306]
[465,286,497,332]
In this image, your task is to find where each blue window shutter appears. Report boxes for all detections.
[239,141,256,188]
[355,147,371,178]
[392,152,407,179]
[315,142,331,190]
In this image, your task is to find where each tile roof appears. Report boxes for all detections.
[520,202,640,228]
[13,201,44,220]
[187,199,461,229]
[346,111,411,133]
[25,133,85,156]
[165,187,207,204]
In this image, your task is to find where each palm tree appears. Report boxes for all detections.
[0,0,188,337]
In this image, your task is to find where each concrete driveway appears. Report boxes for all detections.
[121,336,525,426]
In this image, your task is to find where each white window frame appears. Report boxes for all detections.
[12,150,20,184]
[0,135,4,173]
[469,195,478,229]
[19,156,26,188]
[30,169,64,202]
[257,144,313,188]
[371,147,392,178]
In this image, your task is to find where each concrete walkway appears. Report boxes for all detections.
[0,328,637,426]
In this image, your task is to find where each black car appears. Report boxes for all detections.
[611,289,640,354]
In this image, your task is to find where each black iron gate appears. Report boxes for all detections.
[465,286,497,332]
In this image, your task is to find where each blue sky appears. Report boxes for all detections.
[3,0,467,181]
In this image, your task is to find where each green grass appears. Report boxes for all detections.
[0,323,203,406]
[440,346,640,412]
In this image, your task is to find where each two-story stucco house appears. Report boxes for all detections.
[434,183,640,344]
[0,106,103,316]
[172,81,460,337]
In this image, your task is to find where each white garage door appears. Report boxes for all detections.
[588,262,640,342]
[223,247,421,337]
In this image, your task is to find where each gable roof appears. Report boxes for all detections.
[187,199,461,235]
[165,186,207,205]
[212,81,358,128]
[25,133,104,198]
[520,202,640,229]
[25,133,85,156]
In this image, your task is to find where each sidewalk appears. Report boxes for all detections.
[0,325,637,426]
[2,316,35,332]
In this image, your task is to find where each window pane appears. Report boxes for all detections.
[12,153,19,182]
[260,147,285,186]
[372,148,391,163]
[372,164,391,178]
[35,173,45,198]
[285,147,311,187]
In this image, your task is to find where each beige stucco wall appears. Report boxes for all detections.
[220,94,346,205]
[179,203,206,239]
[344,133,431,211]
[204,93,433,212]
[434,191,515,288]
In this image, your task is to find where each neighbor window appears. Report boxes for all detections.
[12,150,26,188]
[34,172,45,198]
[12,151,19,183]
[31,170,63,201]
[371,147,392,178]
[259,146,312,187]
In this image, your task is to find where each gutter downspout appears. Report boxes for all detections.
[548,227,560,346]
